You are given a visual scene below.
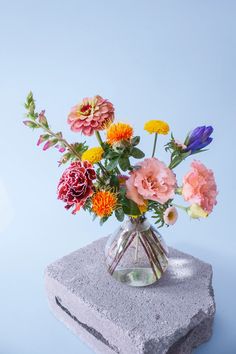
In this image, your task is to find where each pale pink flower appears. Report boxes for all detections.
[182,160,217,214]
[126,158,177,205]
[68,95,114,136]
[163,206,178,225]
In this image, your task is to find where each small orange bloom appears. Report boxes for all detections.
[139,200,148,214]
[92,190,118,217]
[107,122,133,145]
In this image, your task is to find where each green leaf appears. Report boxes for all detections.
[106,158,119,171]
[181,151,192,158]
[119,188,126,197]
[38,112,49,128]
[56,132,63,139]
[58,152,72,165]
[92,214,97,221]
[122,197,141,216]
[71,142,88,158]
[100,216,109,225]
[119,157,130,171]
[27,113,37,120]
[23,120,39,129]
[105,150,120,159]
[131,136,140,146]
[115,208,125,222]
[184,132,191,145]
[131,147,145,159]
[110,175,119,187]
[169,154,185,169]
[191,148,209,155]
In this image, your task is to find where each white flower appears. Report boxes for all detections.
[163,206,178,225]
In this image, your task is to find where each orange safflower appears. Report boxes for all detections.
[92,190,118,217]
[106,122,133,145]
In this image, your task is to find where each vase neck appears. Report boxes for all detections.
[128,215,146,224]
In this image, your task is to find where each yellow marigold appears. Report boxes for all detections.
[107,122,133,145]
[92,190,118,217]
[82,147,104,165]
[144,120,170,135]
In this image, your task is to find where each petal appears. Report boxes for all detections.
[188,126,205,144]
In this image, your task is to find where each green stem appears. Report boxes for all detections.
[95,131,103,146]
[175,187,183,195]
[152,133,158,157]
[134,235,139,263]
[172,203,187,211]
[25,95,81,159]
[115,167,121,174]
[97,162,109,176]
[37,121,81,160]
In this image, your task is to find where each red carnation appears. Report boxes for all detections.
[57,161,96,214]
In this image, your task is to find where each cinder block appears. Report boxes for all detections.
[45,237,215,354]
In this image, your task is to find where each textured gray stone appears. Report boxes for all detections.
[45,237,215,354]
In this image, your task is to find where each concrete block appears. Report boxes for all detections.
[45,237,215,354]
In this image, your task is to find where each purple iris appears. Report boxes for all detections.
[184,126,213,153]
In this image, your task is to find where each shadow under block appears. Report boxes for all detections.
[45,237,215,354]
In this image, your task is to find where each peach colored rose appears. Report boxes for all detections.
[182,160,217,213]
[126,158,177,205]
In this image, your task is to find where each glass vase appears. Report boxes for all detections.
[105,216,169,287]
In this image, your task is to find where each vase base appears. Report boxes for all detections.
[105,218,169,286]
[112,267,158,287]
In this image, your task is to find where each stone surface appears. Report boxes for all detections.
[45,237,215,354]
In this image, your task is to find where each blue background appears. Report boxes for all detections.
[0,1,235,353]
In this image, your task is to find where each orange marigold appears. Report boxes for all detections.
[106,122,133,145]
[92,190,118,217]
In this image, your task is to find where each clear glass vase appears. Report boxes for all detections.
[105,216,169,287]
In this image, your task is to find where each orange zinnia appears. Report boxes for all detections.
[92,190,118,217]
[106,122,133,145]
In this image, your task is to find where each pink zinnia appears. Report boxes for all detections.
[68,95,114,136]
[182,160,217,214]
[57,161,96,214]
[126,158,177,205]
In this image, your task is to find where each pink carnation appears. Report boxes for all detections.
[68,95,114,136]
[126,158,177,205]
[182,160,217,213]
[57,161,96,214]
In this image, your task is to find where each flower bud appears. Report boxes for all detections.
[187,204,208,219]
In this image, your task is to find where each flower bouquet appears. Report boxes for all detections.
[24,92,217,286]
